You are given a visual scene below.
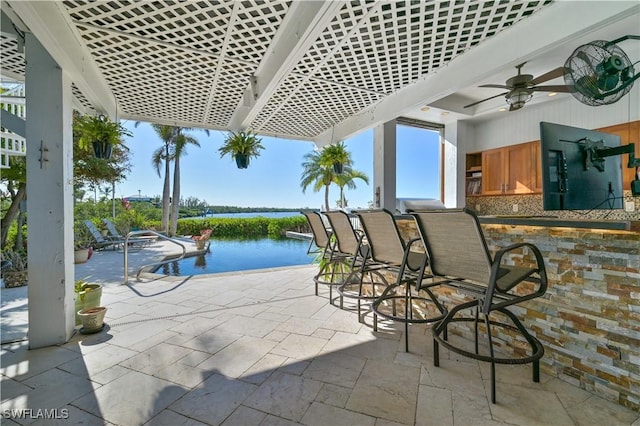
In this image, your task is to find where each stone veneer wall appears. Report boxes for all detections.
[395,219,640,410]
[467,191,640,221]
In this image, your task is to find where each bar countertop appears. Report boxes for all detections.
[478,215,639,232]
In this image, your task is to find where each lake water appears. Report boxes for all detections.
[154,237,315,276]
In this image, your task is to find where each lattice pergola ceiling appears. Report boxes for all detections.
[2,1,557,141]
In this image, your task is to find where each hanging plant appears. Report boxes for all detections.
[320,141,351,175]
[75,114,131,159]
[218,130,265,169]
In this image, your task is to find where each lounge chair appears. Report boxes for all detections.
[83,220,122,251]
[410,208,547,404]
[102,218,155,248]
[353,209,447,352]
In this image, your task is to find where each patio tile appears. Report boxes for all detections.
[217,315,280,338]
[197,336,277,378]
[177,350,211,368]
[564,394,640,426]
[315,383,352,408]
[276,316,324,335]
[170,374,257,425]
[320,331,397,361]
[240,353,287,385]
[301,401,376,426]
[58,343,138,379]
[0,344,80,381]
[120,342,194,375]
[153,363,212,389]
[271,334,328,360]
[145,409,208,425]
[168,315,227,337]
[73,370,187,425]
[220,405,267,426]
[260,414,301,426]
[243,371,323,422]
[302,351,365,388]
[180,329,241,355]
[346,359,420,425]
[415,384,453,426]
[2,369,95,419]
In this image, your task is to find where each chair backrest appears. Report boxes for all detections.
[301,211,331,249]
[102,218,122,238]
[354,209,406,265]
[323,210,360,256]
[411,209,492,284]
[83,220,107,243]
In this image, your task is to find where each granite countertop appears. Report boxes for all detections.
[478,215,639,232]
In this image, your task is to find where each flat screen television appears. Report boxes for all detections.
[540,122,623,211]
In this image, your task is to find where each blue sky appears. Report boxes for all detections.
[114,122,440,209]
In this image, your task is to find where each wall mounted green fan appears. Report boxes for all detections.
[563,35,639,106]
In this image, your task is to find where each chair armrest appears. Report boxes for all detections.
[484,242,548,313]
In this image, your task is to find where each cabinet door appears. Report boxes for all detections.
[504,143,534,194]
[482,149,505,195]
[530,141,543,193]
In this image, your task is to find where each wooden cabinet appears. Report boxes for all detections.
[597,121,640,189]
[481,142,537,195]
[530,141,543,193]
[465,152,482,196]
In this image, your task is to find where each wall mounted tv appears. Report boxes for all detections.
[540,122,623,211]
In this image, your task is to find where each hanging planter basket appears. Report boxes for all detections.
[92,140,113,159]
[235,154,249,169]
[333,162,344,174]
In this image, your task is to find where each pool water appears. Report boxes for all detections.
[154,237,315,276]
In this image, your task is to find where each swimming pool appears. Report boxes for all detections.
[154,237,315,276]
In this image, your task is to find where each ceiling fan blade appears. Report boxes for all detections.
[530,67,565,85]
[479,84,510,89]
[464,92,508,108]
[531,85,572,93]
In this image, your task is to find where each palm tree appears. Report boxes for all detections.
[168,131,201,236]
[333,166,369,208]
[150,124,177,233]
[300,150,335,211]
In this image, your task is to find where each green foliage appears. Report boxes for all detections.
[157,216,310,239]
[218,130,265,167]
[75,114,132,152]
[319,141,351,167]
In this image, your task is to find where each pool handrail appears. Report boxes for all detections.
[123,230,187,284]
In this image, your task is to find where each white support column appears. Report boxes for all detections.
[373,120,396,211]
[25,32,75,348]
[443,121,473,208]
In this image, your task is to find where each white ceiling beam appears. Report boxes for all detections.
[6,1,117,118]
[228,1,346,131]
[317,1,640,145]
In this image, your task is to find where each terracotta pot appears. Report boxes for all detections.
[77,306,107,333]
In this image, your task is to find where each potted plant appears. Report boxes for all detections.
[75,113,132,159]
[77,306,108,334]
[1,249,28,288]
[192,228,212,250]
[74,223,94,264]
[74,279,103,326]
[218,130,265,169]
[320,141,351,174]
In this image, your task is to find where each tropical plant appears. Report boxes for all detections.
[74,114,132,159]
[300,150,335,211]
[333,166,369,208]
[300,143,369,211]
[218,130,264,169]
[169,130,202,236]
[0,156,26,248]
[149,124,177,233]
[74,222,94,250]
[319,141,351,174]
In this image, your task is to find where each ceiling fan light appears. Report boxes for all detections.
[506,89,532,109]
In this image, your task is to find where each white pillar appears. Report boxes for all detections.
[373,120,396,211]
[443,121,473,208]
[25,33,75,348]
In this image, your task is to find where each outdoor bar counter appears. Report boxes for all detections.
[395,215,640,410]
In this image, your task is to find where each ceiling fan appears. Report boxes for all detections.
[464,63,571,111]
